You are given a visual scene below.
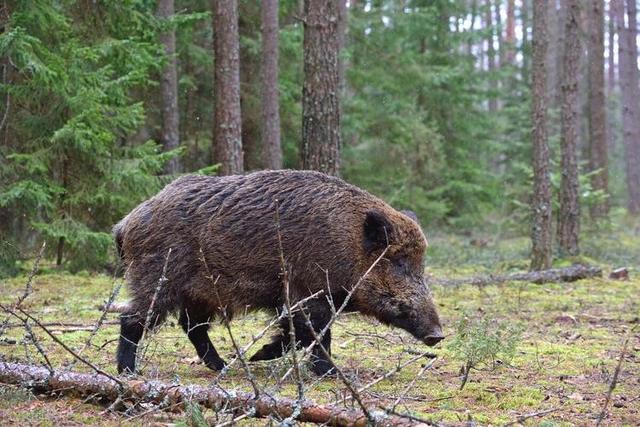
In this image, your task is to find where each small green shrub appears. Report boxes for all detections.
[447,312,523,390]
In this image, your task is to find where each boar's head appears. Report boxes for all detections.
[354,209,444,346]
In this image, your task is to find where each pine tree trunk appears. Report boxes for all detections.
[337,0,347,94]
[261,0,282,170]
[530,0,552,271]
[301,0,341,176]
[213,0,243,175]
[616,0,640,214]
[587,0,609,218]
[557,0,581,256]
[486,0,497,112]
[607,1,616,156]
[504,0,516,65]
[468,0,478,57]
[521,0,531,82]
[157,0,181,174]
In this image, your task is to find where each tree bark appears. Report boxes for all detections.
[521,0,531,82]
[301,0,341,176]
[486,0,497,112]
[607,1,617,159]
[587,0,609,218]
[261,0,282,170]
[530,0,552,271]
[157,0,181,174]
[557,0,581,256]
[616,0,640,214]
[504,0,516,65]
[0,362,417,427]
[213,0,243,175]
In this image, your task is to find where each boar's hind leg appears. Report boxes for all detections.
[179,305,226,371]
[117,308,166,374]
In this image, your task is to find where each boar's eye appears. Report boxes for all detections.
[392,256,409,274]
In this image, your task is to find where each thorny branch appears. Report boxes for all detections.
[135,248,171,374]
[0,242,46,337]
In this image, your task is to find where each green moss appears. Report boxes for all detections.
[1,234,639,425]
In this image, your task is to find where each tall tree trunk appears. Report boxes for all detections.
[530,0,552,271]
[213,0,243,175]
[486,0,497,112]
[607,1,617,156]
[301,0,341,176]
[616,0,640,214]
[607,1,616,95]
[261,0,282,170]
[587,0,609,218]
[157,0,181,174]
[337,0,347,93]
[521,0,531,82]
[468,0,478,57]
[504,0,516,65]
[558,0,581,256]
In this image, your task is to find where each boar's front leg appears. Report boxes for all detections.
[298,301,335,376]
[249,322,291,362]
[179,303,226,371]
[251,300,336,376]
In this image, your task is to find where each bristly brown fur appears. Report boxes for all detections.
[114,170,442,375]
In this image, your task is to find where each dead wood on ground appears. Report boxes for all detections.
[0,361,426,426]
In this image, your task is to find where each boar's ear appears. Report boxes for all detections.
[363,210,394,254]
[400,210,419,224]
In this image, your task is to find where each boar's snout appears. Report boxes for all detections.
[421,326,445,346]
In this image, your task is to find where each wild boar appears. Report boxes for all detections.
[114,170,443,375]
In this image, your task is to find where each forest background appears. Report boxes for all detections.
[0,0,639,275]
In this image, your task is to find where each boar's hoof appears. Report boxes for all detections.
[203,356,226,371]
[250,341,287,362]
[311,359,336,377]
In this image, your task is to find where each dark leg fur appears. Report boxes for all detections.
[249,318,291,362]
[179,305,226,371]
[250,301,335,376]
[117,309,165,374]
[116,314,143,374]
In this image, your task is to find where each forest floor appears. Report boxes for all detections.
[0,227,639,426]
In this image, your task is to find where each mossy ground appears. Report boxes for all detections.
[0,230,638,426]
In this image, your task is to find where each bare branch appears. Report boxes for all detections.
[0,242,46,337]
[595,325,637,426]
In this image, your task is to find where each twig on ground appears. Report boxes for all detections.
[70,282,122,368]
[502,407,559,427]
[0,302,124,386]
[336,352,437,406]
[382,406,437,426]
[23,320,54,374]
[299,307,374,424]
[595,325,637,426]
[391,358,435,412]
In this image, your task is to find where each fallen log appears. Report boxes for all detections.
[0,362,425,426]
[427,264,602,287]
